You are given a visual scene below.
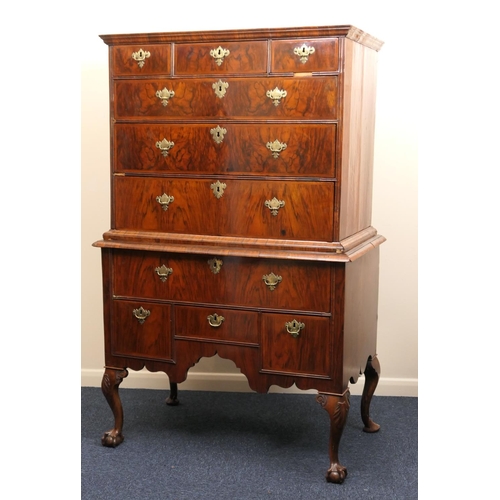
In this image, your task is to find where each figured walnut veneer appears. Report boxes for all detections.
[94,24,385,484]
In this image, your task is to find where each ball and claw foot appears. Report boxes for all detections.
[326,464,348,484]
[101,430,124,447]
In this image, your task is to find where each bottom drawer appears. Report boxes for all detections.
[261,313,331,377]
[174,305,259,346]
[111,300,173,361]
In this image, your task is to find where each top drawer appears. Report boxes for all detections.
[112,45,172,76]
[174,41,267,75]
[271,38,339,73]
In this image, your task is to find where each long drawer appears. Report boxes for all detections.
[112,250,332,312]
[113,176,334,241]
[114,123,336,177]
[113,76,338,120]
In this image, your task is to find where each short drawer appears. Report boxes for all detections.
[111,299,173,361]
[112,250,332,313]
[113,76,338,120]
[111,44,171,76]
[261,313,332,377]
[114,123,336,178]
[174,41,267,74]
[271,38,340,73]
[113,176,334,242]
[174,305,259,345]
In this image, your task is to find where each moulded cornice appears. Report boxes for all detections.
[100,25,383,51]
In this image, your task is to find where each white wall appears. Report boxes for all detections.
[81,0,418,396]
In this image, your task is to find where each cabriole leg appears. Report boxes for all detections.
[101,367,128,447]
[361,355,381,433]
[316,391,350,484]
[166,381,179,406]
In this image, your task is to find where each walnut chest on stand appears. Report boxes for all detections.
[93,24,385,484]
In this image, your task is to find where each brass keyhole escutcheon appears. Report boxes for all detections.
[210,126,227,144]
[210,180,227,199]
[208,257,223,274]
[285,319,305,338]
[213,80,229,99]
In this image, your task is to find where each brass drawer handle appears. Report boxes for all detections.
[264,197,285,216]
[133,306,151,324]
[207,313,225,328]
[210,46,230,66]
[156,193,174,211]
[210,125,227,144]
[293,43,315,63]
[285,319,305,338]
[155,265,173,282]
[208,257,223,274]
[213,80,229,99]
[266,139,287,158]
[131,48,150,68]
[156,138,175,156]
[266,87,287,106]
[156,87,175,106]
[262,272,282,291]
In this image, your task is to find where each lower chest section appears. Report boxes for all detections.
[106,249,339,380]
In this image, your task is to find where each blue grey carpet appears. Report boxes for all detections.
[81,387,417,499]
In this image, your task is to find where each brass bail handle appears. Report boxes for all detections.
[131,48,150,68]
[155,265,173,282]
[156,193,174,211]
[133,306,151,324]
[207,313,225,328]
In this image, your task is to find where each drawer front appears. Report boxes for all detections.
[114,123,336,177]
[261,313,331,377]
[174,41,267,74]
[174,305,259,345]
[113,176,334,241]
[111,300,172,361]
[112,44,172,76]
[112,251,332,312]
[271,38,340,73]
[113,76,338,119]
